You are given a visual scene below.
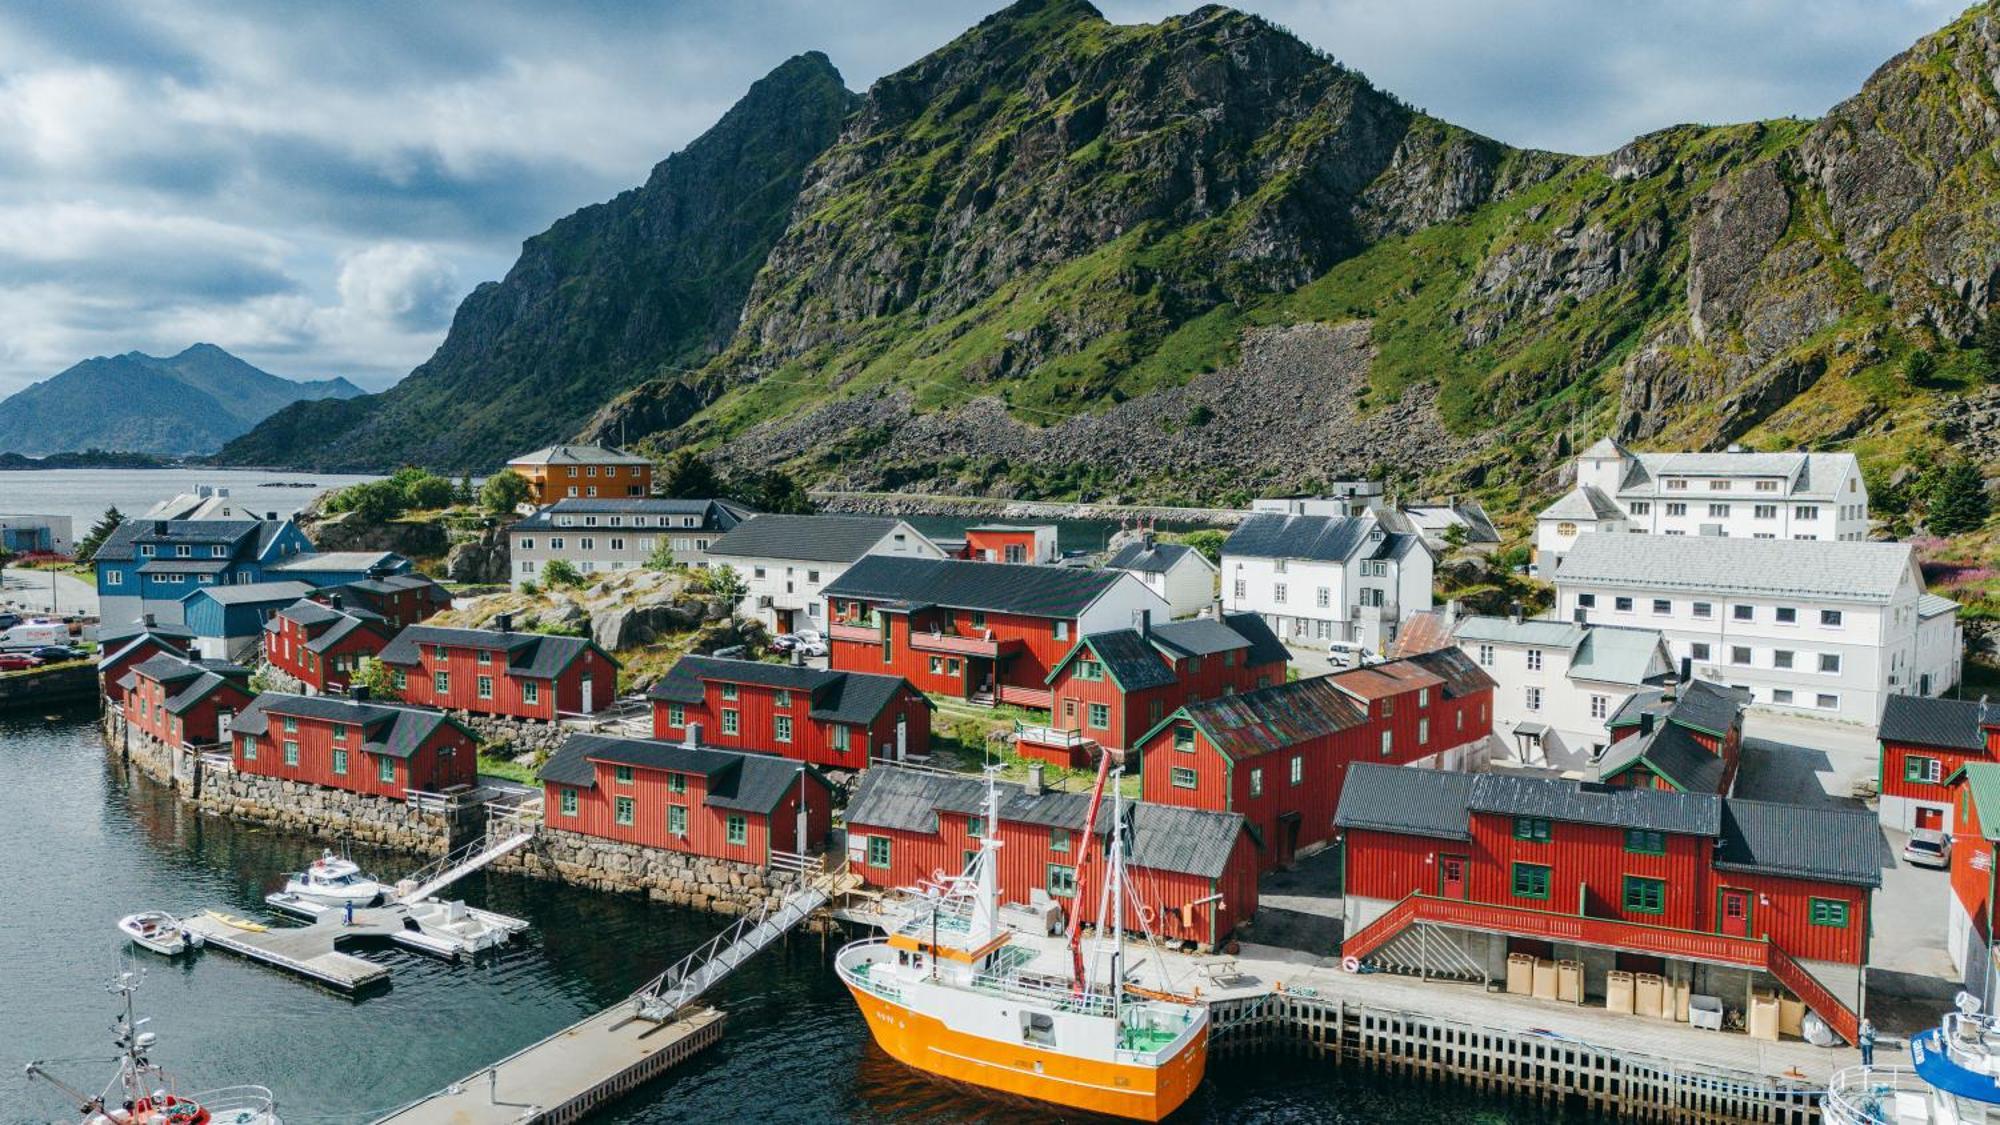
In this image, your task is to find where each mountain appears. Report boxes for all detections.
[0,344,362,457]
[217,52,857,470]
[223,0,2000,510]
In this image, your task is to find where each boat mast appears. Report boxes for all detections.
[968,765,1004,949]
[1067,749,1114,992]
[1109,768,1125,1026]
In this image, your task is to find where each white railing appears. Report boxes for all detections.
[1821,1066,1929,1124]
[1015,723,1091,748]
[197,752,235,774]
[403,788,458,814]
[769,850,820,875]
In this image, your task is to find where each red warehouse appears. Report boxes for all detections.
[230,690,479,797]
[538,733,832,867]
[1027,610,1288,762]
[955,524,1058,565]
[647,654,932,768]
[378,616,619,720]
[1599,679,1749,795]
[844,766,1259,950]
[331,572,453,631]
[119,654,254,747]
[1336,764,1879,1043]
[1879,694,1999,833]
[1133,649,1494,870]
[98,625,193,705]
[823,555,1169,708]
[263,596,394,695]
[1946,762,2000,998]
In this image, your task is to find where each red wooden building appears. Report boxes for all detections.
[955,525,1058,565]
[1029,611,1289,761]
[98,624,193,705]
[823,555,1168,708]
[229,690,478,797]
[647,654,932,768]
[263,595,394,695]
[1132,649,1494,870]
[1598,679,1749,795]
[330,572,452,631]
[538,732,832,868]
[1946,762,2000,996]
[378,616,618,720]
[118,654,254,747]
[1879,694,2000,833]
[844,766,1259,950]
[1335,764,1879,1043]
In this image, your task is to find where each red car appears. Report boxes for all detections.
[0,653,42,671]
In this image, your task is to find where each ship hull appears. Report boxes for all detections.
[843,979,1207,1122]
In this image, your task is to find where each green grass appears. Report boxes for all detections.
[476,751,538,784]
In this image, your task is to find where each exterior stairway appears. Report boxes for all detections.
[631,883,831,1021]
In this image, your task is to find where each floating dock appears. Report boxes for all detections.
[180,911,393,992]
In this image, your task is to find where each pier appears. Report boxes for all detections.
[180,911,394,992]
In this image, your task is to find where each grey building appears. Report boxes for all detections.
[508,498,754,587]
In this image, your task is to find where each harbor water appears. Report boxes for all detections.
[0,710,1606,1124]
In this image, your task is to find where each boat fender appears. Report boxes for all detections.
[1342,956,1361,973]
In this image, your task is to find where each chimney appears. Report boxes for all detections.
[684,722,702,749]
[1659,676,1678,703]
[142,613,156,628]
[267,511,278,521]
[1141,531,1156,549]
[494,612,513,633]
[351,685,371,703]
[1027,762,1046,794]
[197,485,212,498]
[217,487,229,498]
[329,593,343,611]
[1639,711,1656,736]
[1135,608,1152,636]
[1444,599,1460,627]
[1678,655,1692,681]
[1573,606,1588,626]
[792,647,804,667]
[1509,600,1524,625]
[1211,596,1224,621]
[153,520,168,535]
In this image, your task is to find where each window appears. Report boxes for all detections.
[722,710,739,735]
[1776,606,1796,624]
[721,682,739,700]
[1577,593,1596,608]
[1772,689,1794,704]
[1047,864,1077,898]
[1817,693,1839,710]
[830,724,850,753]
[394,670,407,691]
[1513,817,1551,842]
[1630,502,1650,515]
[1708,504,1731,518]
[615,764,634,785]
[1170,766,1198,789]
[106,570,123,586]
[378,755,395,784]
[1755,504,1778,519]
[1512,863,1551,899]
[549,537,564,550]
[1691,642,1711,661]
[774,715,793,743]
[1819,653,1841,674]
[1810,899,1850,928]
[1525,686,1543,712]
[866,836,891,867]
[1556,521,1579,537]
[1188,657,1202,675]
[1692,601,1712,619]
[560,788,578,817]
[283,716,299,733]
[1666,478,1687,491]
[1379,729,1393,756]
[1773,650,1794,669]
[1233,578,1246,599]
[1077,659,1104,681]
[1665,502,1687,517]
[1622,876,1666,915]
[1730,646,1752,665]
[726,815,747,845]
[476,649,492,666]
[1418,717,1429,745]
[1290,755,1303,786]
[615,797,635,826]
[477,675,493,699]
[522,681,539,706]
[284,740,299,766]
[667,704,685,727]
[1590,695,1607,720]
[775,689,792,708]
[1173,725,1196,752]
[433,670,449,694]
[1906,755,1943,784]
[1273,583,1287,604]
[1316,587,1331,608]
[1249,768,1264,797]
[518,537,534,551]
[1820,609,1842,627]
[332,748,348,775]
[242,736,257,761]
[970,611,986,630]
[1651,599,1671,615]
[1796,505,1818,520]
[1050,827,1070,853]
[1732,604,1753,622]
[1624,830,1665,855]
[1526,649,1543,671]
[1614,597,1633,612]
[1478,644,1494,667]
[1087,702,1109,729]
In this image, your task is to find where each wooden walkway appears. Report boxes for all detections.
[181,911,394,992]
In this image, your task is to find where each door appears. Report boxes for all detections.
[1279,814,1301,867]
[895,714,907,763]
[1916,806,1945,832]
[1438,854,1468,900]
[580,675,594,714]
[1719,888,1752,937]
[217,709,234,741]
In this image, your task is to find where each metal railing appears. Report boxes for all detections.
[1014,723,1091,748]
[769,850,821,876]
[631,884,830,1020]
[1822,1066,1928,1124]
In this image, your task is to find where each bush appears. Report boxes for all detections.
[698,563,749,605]
[542,558,584,588]
[348,657,401,702]
[327,479,409,523]
[1166,528,1226,565]
[659,450,722,499]
[519,580,540,596]
[400,472,454,510]
[481,469,531,513]
[1925,458,1992,535]
[644,541,677,571]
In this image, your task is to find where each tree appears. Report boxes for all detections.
[75,506,124,563]
[455,473,477,505]
[1167,529,1227,565]
[1925,458,1992,535]
[401,471,454,510]
[348,657,401,702]
[659,449,723,499]
[481,469,531,514]
[328,479,408,523]
[542,558,584,588]
[644,540,677,571]
[1903,349,1937,385]
[745,469,814,514]
[702,563,749,607]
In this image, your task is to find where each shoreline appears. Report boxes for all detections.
[811,489,1248,528]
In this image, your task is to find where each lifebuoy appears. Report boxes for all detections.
[1342,956,1361,973]
[931,868,948,884]
[1136,904,1156,926]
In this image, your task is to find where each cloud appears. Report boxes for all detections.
[335,244,460,333]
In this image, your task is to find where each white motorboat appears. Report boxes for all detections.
[400,899,520,956]
[1824,994,2000,1124]
[118,911,195,957]
[282,850,387,905]
[27,972,282,1125]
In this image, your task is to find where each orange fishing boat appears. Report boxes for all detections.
[834,762,1208,1121]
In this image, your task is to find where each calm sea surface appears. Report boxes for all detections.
[0,713,1602,1125]
[0,469,380,529]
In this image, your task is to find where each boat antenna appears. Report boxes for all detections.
[968,763,1004,949]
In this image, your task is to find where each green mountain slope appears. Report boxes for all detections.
[0,343,361,456]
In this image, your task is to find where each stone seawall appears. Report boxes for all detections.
[0,662,99,712]
[812,491,1247,529]
[495,826,802,916]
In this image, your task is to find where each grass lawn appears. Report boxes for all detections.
[477,750,539,784]
[924,694,1142,798]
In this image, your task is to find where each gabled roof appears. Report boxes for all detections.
[1335,763,1477,840]
[1400,501,1501,545]
[1953,762,2000,842]
[538,733,827,815]
[1568,627,1670,687]
[271,598,392,653]
[1047,612,1288,691]
[377,624,614,679]
[1469,773,1723,837]
[1104,540,1212,575]
[97,618,196,645]
[340,573,453,606]
[1612,450,1858,503]
[1402,648,1496,700]
[233,693,469,758]
[1153,613,1288,667]
[844,767,1247,879]
[1064,629,1179,691]
[1714,799,1881,887]
[1879,694,1995,753]
[265,551,407,574]
[1222,513,1417,564]
[97,633,185,673]
[704,514,913,564]
[94,518,265,562]
[1578,436,1630,461]
[1453,615,1587,649]
[1167,676,1370,762]
[1538,486,1624,522]
[508,497,753,532]
[644,655,925,725]
[1327,660,1444,702]
[1595,721,1726,794]
[1608,679,1747,738]
[1555,534,1917,603]
[1919,593,1962,619]
[824,556,1131,619]
[180,580,315,607]
[507,443,650,466]
[128,654,252,714]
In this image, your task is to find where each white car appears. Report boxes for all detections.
[795,639,829,658]
[1903,830,1952,870]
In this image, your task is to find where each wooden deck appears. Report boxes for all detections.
[181,911,394,992]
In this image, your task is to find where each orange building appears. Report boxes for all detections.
[505,443,653,505]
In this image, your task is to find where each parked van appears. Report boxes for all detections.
[1325,641,1379,669]
[0,621,69,651]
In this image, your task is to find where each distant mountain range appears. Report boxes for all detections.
[0,344,363,457]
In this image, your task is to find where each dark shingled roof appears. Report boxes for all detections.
[1608,678,1747,737]
[1050,613,1289,691]
[845,767,1247,879]
[97,633,185,673]
[538,733,826,814]
[129,654,251,714]
[378,624,613,679]
[1176,676,1370,762]
[1596,722,1727,794]
[823,556,1127,619]
[703,514,909,564]
[1402,647,1496,700]
[232,693,465,759]
[94,519,264,562]
[1105,541,1203,574]
[1469,773,1723,836]
[644,655,925,725]
[1222,513,1421,564]
[1075,629,1179,690]
[1335,763,1477,840]
[1879,695,1995,753]
[1715,799,1882,887]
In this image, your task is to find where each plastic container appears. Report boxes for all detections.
[1634,972,1665,1019]
[1689,994,1723,1031]
[1749,992,1781,1041]
[1506,952,1535,996]
[1532,958,1559,1001]
[1557,959,1584,1004]
[1606,970,1635,1015]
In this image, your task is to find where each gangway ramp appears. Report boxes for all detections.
[632,883,828,1021]
[395,829,536,905]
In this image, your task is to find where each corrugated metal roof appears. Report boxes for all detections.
[1919,593,1962,619]
[1328,660,1444,702]
[1334,763,1476,839]
[181,580,315,607]
[509,497,752,532]
[1714,799,1881,887]
[265,551,406,573]
[1567,626,1668,687]
[1180,676,1370,762]
[1104,541,1207,575]
[1555,534,1916,602]
[1879,695,1994,753]
[644,655,923,725]
[1538,486,1624,522]
[507,443,650,465]
[824,556,1128,619]
[1401,647,1496,700]
[1468,773,1723,836]
[1957,763,2000,842]
[704,514,908,564]
[1452,615,1587,648]
[137,559,235,575]
[1222,513,1385,563]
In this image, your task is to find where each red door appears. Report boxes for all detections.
[1719,889,1752,937]
[1916,806,1945,831]
[1439,854,1468,900]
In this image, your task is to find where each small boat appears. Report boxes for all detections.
[281,850,386,906]
[27,971,283,1125]
[402,899,518,955]
[202,910,268,933]
[118,911,193,957]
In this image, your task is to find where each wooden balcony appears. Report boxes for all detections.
[993,683,1053,710]
[909,630,1020,658]
[827,622,878,644]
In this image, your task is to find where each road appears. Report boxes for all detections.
[0,565,98,618]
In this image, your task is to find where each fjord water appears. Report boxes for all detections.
[2,712,1592,1124]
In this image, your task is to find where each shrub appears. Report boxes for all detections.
[644,541,677,571]
[481,469,531,513]
[400,472,454,510]
[700,563,749,606]
[542,559,584,588]
[1925,458,1992,535]
[659,450,722,499]
[1167,528,1226,565]
[348,657,401,702]
[327,480,409,523]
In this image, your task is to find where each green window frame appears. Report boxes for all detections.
[283,716,298,733]
[615,796,634,826]
[1173,725,1196,752]
[722,709,739,735]
[331,722,347,741]
[477,675,493,699]
[377,755,395,784]
[1087,702,1109,729]
[559,788,578,817]
[521,680,539,706]
[866,835,891,868]
[241,735,257,761]
[774,715,793,743]
[830,725,850,752]
[1623,876,1666,915]
[1077,659,1104,682]
[668,804,689,837]
[966,815,984,838]
[1050,827,1069,852]
[331,748,348,775]
[1513,817,1551,843]
[1905,755,1942,784]
[393,670,407,691]
[1170,766,1198,789]
[433,670,449,694]
[970,611,986,630]
[1047,863,1077,898]
[1809,898,1850,928]
[721,683,739,700]
[667,704,685,726]
[1624,829,1666,855]
[615,764,634,785]
[284,740,299,766]
[668,772,687,794]
[1511,863,1551,900]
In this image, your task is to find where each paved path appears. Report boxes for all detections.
[0,565,97,617]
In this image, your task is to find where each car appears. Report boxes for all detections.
[792,629,824,646]
[795,639,829,658]
[1903,830,1952,870]
[0,653,42,671]
[770,633,800,652]
[30,645,83,663]
[0,612,20,632]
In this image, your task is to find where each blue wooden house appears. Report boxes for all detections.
[95,514,409,631]
[179,581,319,661]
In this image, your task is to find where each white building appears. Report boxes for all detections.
[1220,512,1433,652]
[1250,481,1385,518]
[1102,534,1217,619]
[1535,439,1871,577]
[0,513,74,554]
[696,514,945,634]
[1452,613,1673,770]
[1550,533,1960,723]
[508,498,753,587]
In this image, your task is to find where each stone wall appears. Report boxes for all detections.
[196,769,472,855]
[0,662,99,712]
[496,826,802,916]
[458,711,567,761]
[252,659,308,697]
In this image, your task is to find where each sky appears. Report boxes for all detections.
[0,0,1964,399]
